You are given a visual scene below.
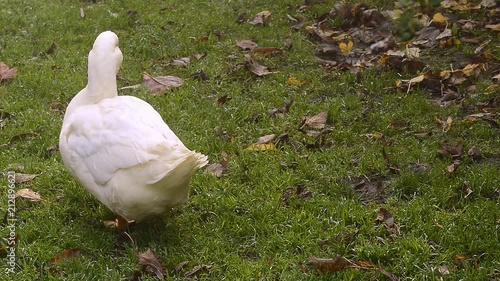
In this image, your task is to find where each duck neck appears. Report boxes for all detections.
[86,62,118,101]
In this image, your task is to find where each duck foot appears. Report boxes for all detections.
[103,217,135,230]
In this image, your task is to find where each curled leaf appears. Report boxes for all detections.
[138,249,166,280]
[250,10,271,25]
[0,62,18,83]
[301,111,328,129]
[244,54,276,76]
[15,188,41,202]
[142,73,183,95]
[236,39,258,50]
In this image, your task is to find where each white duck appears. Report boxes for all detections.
[59,31,208,221]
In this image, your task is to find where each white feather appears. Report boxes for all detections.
[59,31,208,221]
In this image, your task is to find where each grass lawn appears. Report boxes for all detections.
[1,0,499,280]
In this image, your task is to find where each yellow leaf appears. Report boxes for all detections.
[286,76,306,86]
[485,23,500,31]
[15,188,41,202]
[433,12,449,23]
[373,132,383,139]
[339,40,353,55]
[246,143,275,151]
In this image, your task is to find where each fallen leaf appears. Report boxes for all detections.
[432,13,449,24]
[301,111,328,129]
[13,173,40,184]
[435,116,453,132]
[236,12,247,23]
[170,57,190,67]
[251,47,284,56]
[438,265,450,275]
[382,147,400,174]
[280,185,313,206]
[138,249,166,280]
[142,73,184,95]
[216,95,231,105]
[50,248,86,264]
[45,42,57,55]
[79,7,85,18]
[376,208,394,226]
[236,39,258,50]
[0,62,18,83]
[350,174,387,203]
[246,143,275,151]
[485,23,500,31]
[268,100,293,118]
[437,142,463,160]
[175,260,190,272]
[339,40,354,55]
[15,188,41,202]
[286,76,306,86]
[204,160,228,177]
[9,132,39,143]
[244,54,275,76]
[250,10,271,25]
[446,160,461,173]
[467,146,482,162]
[309,255,351,272]
[183,264,213,278]
[287,14,305,30]
[255,134,276,144]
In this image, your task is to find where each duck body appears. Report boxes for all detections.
[59,31,207,221]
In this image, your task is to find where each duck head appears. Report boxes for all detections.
[87,31,123,99]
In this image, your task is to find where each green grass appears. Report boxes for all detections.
[1,0,499,280]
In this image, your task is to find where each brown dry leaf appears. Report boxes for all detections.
[255,134,276,144]
[204,160,228,178]
[437,142,463,160]
[382,147,401,174]
[438,265,450,275]
[287,14,305,30]
[301,111,328,129]
[216,95,231,105]
[138,249,166,280]
[435,116,453,132]
[268,100,293,118]
[183,264,213,278]
[377,209,399,236]
[142,73,183,95]
[467,146,482,162]
[236,12,247,23]
[309,255,351,272]
[170,57,190,67]
[251,47,284,56]
[485,23,500,31]
[14,173,40,184]
[351,175,387,203]
[0,62,18,83]
[280,185,313,207]
[175,260,190,272]
[376,208,395,226]
[236,39,258,50]
[15,188,41,202]
[244,54,275,76]
[250,10,271,25]
[446,160,461,173]
[50,248,86,264]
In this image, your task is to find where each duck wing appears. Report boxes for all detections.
[60,95,190,185]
